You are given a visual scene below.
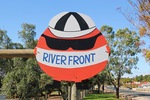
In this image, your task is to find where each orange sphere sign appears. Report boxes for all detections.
[35,12,110,82]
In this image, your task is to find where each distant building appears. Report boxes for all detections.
[138,82,150,88]
[132,82,140,85]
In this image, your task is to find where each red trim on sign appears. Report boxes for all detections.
[38,60,108,82]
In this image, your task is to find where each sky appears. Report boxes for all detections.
[0,0,149,77]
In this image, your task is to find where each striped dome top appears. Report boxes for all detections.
[49,12,96,38]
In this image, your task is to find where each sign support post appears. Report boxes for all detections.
[71,83,77,100]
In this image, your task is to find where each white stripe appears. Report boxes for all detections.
[64,15,81,31]
[79,13,95,28]
[36,45,109,68]
[49,27,96,38]
[49,12,68,28]
[48,12,96,38]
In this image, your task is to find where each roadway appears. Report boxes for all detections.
[119,88,150,100]
[106,86,150,100]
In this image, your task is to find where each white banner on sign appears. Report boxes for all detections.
[36,45,108,68]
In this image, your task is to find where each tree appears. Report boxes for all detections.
[121,0,150,62]
[18,23,37,49]
[127,0,150,36]
[1,23,52,99]
[39,73,53,98]
[90,70,107,93]
[0,29,23,49]
[0,29,23,89]
[0,29,12,49]
[2,58,42,99]
[143,74,150,82]
[135,75,144,82]
[101,25,141,98]
[134,74,150,82]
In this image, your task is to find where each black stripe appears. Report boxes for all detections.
[55,12,72,31]
[70,12,89,30]
[55,12,89,31]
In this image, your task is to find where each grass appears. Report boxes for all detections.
[83,93,120,100]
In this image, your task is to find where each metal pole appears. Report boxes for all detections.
[0,49,35,58]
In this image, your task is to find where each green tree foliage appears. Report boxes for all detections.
[0,29,12,49]
[0,29,23,49]
[101,25,141,98]
[2,58,38,98]
[0,29,24,89]
[18,23,37,49]
[2,58,53,99]
[143,74,150,82]
[122,75,150,83]
[1,23,53,99]
[90,70,108,93]
[121,77,132,84]
[39,73,53,96]
[135,74,150,82]
[121,75,150,88]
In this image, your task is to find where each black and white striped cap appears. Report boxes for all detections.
[49,12,96,38]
